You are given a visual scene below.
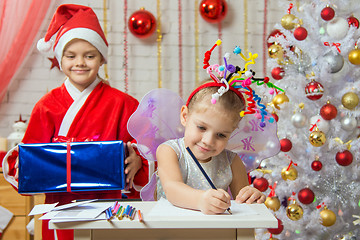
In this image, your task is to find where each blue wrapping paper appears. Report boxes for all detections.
[18,141,125,194]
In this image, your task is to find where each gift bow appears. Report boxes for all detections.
[323,42,341,53]
[52,135,99,192]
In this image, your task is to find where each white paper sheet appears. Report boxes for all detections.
[148,198,259,217]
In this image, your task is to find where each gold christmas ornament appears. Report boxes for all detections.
[269,238,279,240]
[281,14,296,30]
[320,206,336,226]
[286,202,304,221]
[341,92,359,110]
[265,196,281,211]
[272,93,289,110]
[268,44,284,60]
[348,48,360,65]
[281,166,298,181]
[309,130,326,147]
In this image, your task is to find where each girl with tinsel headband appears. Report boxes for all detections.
[128,40,280,214]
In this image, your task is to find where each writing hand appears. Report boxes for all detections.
[199,189,231,214]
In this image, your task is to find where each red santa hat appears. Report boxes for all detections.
[37,4,108,64]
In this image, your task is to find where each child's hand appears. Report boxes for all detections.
[235,186,266,204]
[198,189,231,214]
[14,157,19,180]
[124,142,142,188]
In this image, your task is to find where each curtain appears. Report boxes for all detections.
[0,0,54,102]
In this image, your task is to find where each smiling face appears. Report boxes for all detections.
[61,39,105,91]
[181,97,240,163]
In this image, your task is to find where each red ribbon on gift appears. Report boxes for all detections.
[52,135,99,192]
[323,42,341,53]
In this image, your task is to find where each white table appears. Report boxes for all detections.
[49,201,277,240]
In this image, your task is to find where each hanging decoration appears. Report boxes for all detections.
[253,177,269,192]
[320,101,337,120]
[326,17,349,40]
[128,8,157,39]
[268,217,284,235]
[271,67,285,80]
[348,44,360,65]
[341,92,359,110]
[178,0,183,98]
[194,0,200,86]
[321,5,335,21]
[157,0,163,88]
[311,156,323,171]
[298,188,315,204]
[280,138,292,152]
[199,0,228,23]
[348,15,359,28]
[318,205,337,227]
[335,150,353,166]
[281,4,296,30]
[123,0,129,93]
[48,57,60,70]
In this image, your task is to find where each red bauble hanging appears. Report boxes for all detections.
[320,102,337,120]
[271,67,285,80]
[267,29,285,47]
[199,0,228,23]
[280,138,292,152]
[272,112,279,122]
[294,26,308,41]
[268,217,284,235]
[311,160,323,171]
[128,8,156,38]
[253,177,269,192]
[298,188,315,204]
[321,6,335,21]
[305,81,324,100]
[348,16,359,29]
[335,150,353,166]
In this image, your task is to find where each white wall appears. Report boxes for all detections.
[0,0,284,137]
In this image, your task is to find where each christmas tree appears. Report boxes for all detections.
[253,1,360,239]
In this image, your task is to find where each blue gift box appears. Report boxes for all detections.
[18,141,125,194]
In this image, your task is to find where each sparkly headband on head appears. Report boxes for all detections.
[195,39,282,125]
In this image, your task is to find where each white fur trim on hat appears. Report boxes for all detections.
[37,38,55,58]
[54,28,108,65]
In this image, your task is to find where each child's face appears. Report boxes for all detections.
[61,39,105,91]
[180,100,238,163]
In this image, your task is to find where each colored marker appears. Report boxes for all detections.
[105,207,113,221]
[118,206,125,220]
[137,210,143,222]
[130,208,137,220]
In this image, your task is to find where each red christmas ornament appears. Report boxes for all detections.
[311,160,323,171]
[199,0,228,23]
[267,29,285,47]
[128,8,156,38]
[271,112,279,122]
[348,16,359,29]
[305,81,324,100]
[253,177,269,192]
[298,188,315,204]
[271,67,285,80]
[280,138,292,152]
[335,150,353,166]
[320,102,337,120]
[294,26,308,41]
[321,6,335,21]
[268,217,284,235]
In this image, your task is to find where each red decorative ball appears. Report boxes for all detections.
[272,112,279,122]
[305,81,324,100]
[335,150,353,166]
[348,16,359,29]
[311,160,323,171]
[199,0,228,23]
[268,217,284,235]
[320,102,337,120]
[294,26,308,41]
[271,67,285,80]
[253,177,269,192]
[298,188,315,204]
[280,138,292,152]
[128,9,156,38]
[267,29,284,47]
[321,6,335,21]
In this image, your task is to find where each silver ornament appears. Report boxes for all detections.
[291,112,308,128]
[341,116,357,131]
[323,52,344,73]
[309,115,330,133]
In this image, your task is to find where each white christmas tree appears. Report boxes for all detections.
[252,1,360,239]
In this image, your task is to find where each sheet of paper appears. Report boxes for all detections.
[39,202,112,220]
[148,198,259,217]
[28,203,59,216]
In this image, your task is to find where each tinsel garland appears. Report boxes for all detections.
[123,0,129,93]
[262,0,268,75]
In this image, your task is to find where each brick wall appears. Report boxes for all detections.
[0,0,284,137]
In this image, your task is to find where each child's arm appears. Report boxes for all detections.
[157,144,231,214]
[229,155,265,204]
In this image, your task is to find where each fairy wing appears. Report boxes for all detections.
[227,114,280,172]
[127,88,185,162]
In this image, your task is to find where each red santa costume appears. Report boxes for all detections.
[3,4,150,240]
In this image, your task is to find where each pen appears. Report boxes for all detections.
[118,206,125,220]
[186,147,232,215]
[105,207,113,221]
[116,205,123,217]
[130,207,136,220]
[137,209,143,222]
